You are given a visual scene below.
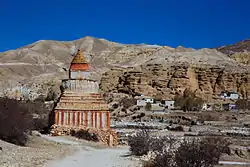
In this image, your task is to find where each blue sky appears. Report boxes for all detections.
[0,0,249,51]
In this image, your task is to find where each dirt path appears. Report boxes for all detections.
[42,135,140,167]
[43,136,250,167]
[47,147,140,167]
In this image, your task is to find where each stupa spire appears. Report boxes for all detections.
[71,49,88,64]
[69,49,89,72]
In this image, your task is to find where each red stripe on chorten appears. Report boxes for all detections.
[70,49,89,71]
[70,63,89,71]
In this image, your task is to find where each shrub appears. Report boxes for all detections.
[22,99,51,131]
[167,125,184,132]
[112,103,119,109]
[153,150,175,167]
[142,161,154,167]
[71,129,99,142]
[149,136,176,153]
[174,137,228,167]
[138,113,146,118]
[70,129,76,136]
[236,99,250,110]
[45,88,58,101]
[145,102,152,111]
[149,136,230,167]
[0,97,55,145]
[120,97,136,109]
[128,132,176,156]
[128,130,150,156]
[174,89,204,112]
[200,136,231,155]
[0,97,33,146]
[130,133,230,167]
[32,118,48,131]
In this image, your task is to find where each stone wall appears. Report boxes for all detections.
[62,79,99,93]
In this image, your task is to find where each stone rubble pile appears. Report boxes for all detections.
[50,125,117,146]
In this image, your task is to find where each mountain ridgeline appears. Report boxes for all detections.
[0,36,249,101]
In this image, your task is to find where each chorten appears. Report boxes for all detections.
[51,49,116,146]
[69,49,89,79]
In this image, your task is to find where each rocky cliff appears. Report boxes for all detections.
[100,64,250,101]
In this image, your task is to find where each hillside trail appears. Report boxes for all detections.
[42,135,141,167]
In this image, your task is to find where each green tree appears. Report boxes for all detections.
[145,102,152,111]
[174,89,204,112]
[120,97,136,109]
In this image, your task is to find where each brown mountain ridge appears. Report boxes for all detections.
[217,38,250,65]
[0,36,249,101]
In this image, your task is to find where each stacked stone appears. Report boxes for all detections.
[50,125,117,146]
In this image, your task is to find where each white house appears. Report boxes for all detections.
[135,95,154,106]
[219,91,239,100]
[165,100,175,109]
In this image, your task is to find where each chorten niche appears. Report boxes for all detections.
[51,49,117,146]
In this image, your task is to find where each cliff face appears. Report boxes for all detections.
[100,64,250,101]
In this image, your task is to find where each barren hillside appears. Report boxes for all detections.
[217,38,250,65]
[0,36,249,100]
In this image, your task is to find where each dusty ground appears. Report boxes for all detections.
[0,134,140,167]
[47,146,140,167]
[43,135,141,167]
[0,133,77,167]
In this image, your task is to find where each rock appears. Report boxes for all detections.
[243,121,250,127]
[31,131,42,137]
[100,64,250,101]
[49,125,118,146]
[230,145,250,159]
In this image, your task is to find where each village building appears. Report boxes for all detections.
[135,95,176,111]
[219,91,239,100]
[51,49,117,146]
[135,95,154,106]
[164,100,175,110]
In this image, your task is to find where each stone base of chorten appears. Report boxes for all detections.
[50,124,117,147]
